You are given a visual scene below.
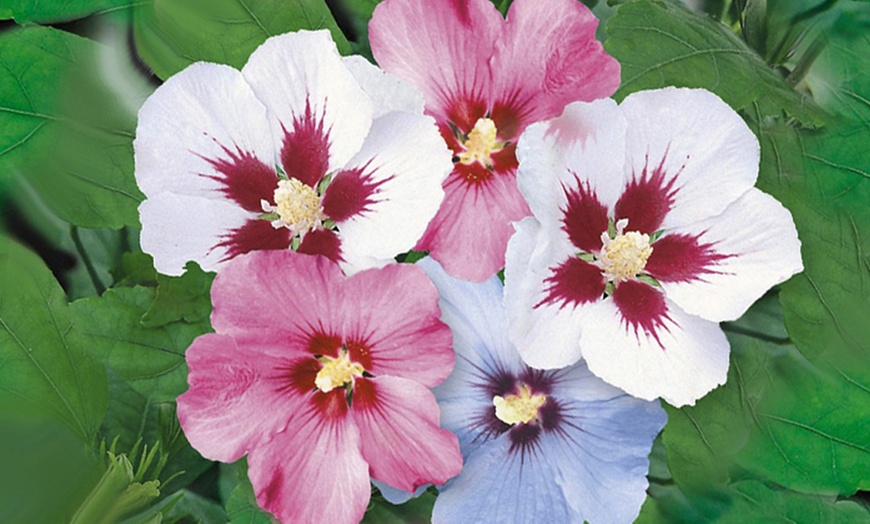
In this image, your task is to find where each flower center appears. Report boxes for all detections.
[263,178,323,235]
[599,219,653,282]
[493,383,547,425]
[315,351,364,393]
[458,118,502,167]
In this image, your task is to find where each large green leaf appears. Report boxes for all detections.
[0,237,107,443]
[604,0,825,126]
[0,0,137,24]
[719,480,868,523]
[0,26,144,228]
[133,0,351,81]
[70,284,210,402]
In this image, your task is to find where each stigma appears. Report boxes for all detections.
[599,218,653,282]
[315,350,365,393]
[493,383,547,425]
[458,118,503,168]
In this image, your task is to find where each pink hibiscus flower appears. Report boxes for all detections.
[504,88,803,406]
[135,30,451,276]
[369,0,619,281]
[176,249,462,524]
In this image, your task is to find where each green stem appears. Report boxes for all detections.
[70,226,107,295]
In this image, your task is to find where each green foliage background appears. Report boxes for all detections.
[1,0,868,522]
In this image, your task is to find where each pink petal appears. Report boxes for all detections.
[417,166,531,282]
[645,233,729,284]
[335,263,455,387]
[580,292,730,407]
[242,31,373,175]
[246,396,370,524]
[176,334,306,463]
[280,100,331,187]
[352,376,462,492]
[370,0,502,121]
[491,0,619,128]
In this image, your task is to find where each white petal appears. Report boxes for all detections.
[620,87,759,228]
[134,62,274,199]
[342,55,425,118]
[138,193,253,275]
[242,30,373,172]
[503,217,587,369]
[580,296,730,407]
[337,112,451,274]
[517,98,627,227]
[661,188,803,322]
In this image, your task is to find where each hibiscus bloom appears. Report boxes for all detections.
[416,257,666,523]
[504,88,803,406]
[135,30,450,276]
[369,0,619,281]
[176,249,462,524]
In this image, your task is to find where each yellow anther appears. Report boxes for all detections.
[599,219,653,282]
[458,118,502,167]
[493,384,547,425]
[265,178,323,234]
[315,351,365,393]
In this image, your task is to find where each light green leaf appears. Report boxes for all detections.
[133,0,351,81]
[718,480,869,523]
[604,0,826,126]
[0,0,138,24]
[70,286,210,402]
[0,236,108,444]
[0,26,144,228]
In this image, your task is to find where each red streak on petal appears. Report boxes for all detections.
[645,233,731,283]
[280,358,320,395]
[312,389,350,420]
[490,96,527,141]
[454,161,494,187]
[615,153,680,234]
[216,219,291,261]
[491,142,518,174]
[321,163,389,222]
[281,100,330,188]
[200,143,277,213]
[611,280,671,348]
[345,338,374,372]
[438,122,463,156]
[297,228,343,264]
[561,176,609,253]
[307,331,342,358]
[537,257,605,309]
[446,95,487,134]
[351,378,378,412]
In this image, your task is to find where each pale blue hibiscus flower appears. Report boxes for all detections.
[411,257,667,524]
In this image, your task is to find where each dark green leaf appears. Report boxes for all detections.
[141,263,214,327]
[0,236,108,443]
[226,474,277,524]
[0,26,145,228]
[604,0,825,126]
[719,480,869,523]
[0,0,138,25]
[362,489,436,524]
[133,0,351,81]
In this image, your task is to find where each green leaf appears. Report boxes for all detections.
[362,489,436,524]
[0,0,138,24]
[141,263,214,327]
[0,26,145,228]
[133,0,351,81]
[718,480,869,523]
[0,236,108,444]
[70,285,210,402]
[226,474,277,524]
[604,0,826,126]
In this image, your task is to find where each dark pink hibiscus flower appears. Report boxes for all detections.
[135,30,450,276]
[505,88,803,406]
[177,250,462,523]
[370,0,620,281]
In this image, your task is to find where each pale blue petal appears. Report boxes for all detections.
[371,479,428,505]
[432,435,573,524]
